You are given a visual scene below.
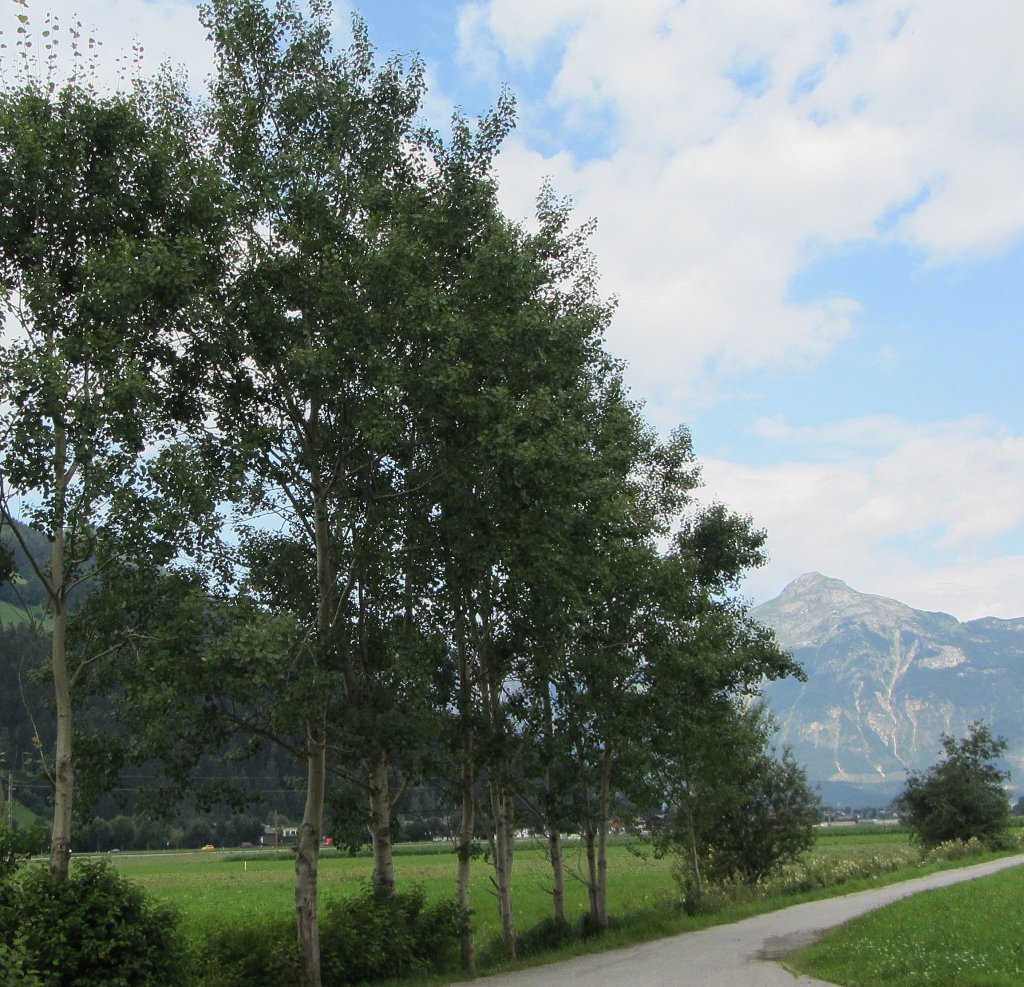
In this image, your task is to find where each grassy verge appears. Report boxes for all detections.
[788,864,1024,987]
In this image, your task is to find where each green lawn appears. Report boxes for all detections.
[789,864,1024,987]
[104,839,677,950]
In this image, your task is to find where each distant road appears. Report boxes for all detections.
[452,854,1024,987]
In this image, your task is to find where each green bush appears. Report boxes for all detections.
[0,825,22,886]
[0,944,41,987]
[320,885,466,984]
[0,861,187,987]
[198,885,466,987]
[670,847,921,915]
[895,723,1011,849]
[923,836,988,862]
[478,911,623,965]
[196,917,297,987]
[513,917,576,957]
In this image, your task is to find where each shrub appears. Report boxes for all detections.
[895,722,1011,849]
[0,943,41,987]
[671,847,920,913]
[514,917,576,958]
[703,747,822,883]
[480,911,623,966]
[924,836,987,862]
[0,861,187,987]
[320,884,466,984]
[198,885,466,987]
[0,823,22,886]
[197,917,297,987]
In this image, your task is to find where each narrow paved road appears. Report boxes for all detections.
[453,853,1024,986]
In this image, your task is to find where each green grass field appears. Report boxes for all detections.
[97,828,915,951]
[104,838,679,951]
[790,864,1024,987]
[84,828,1020,985]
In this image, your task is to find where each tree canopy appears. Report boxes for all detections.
[0,3,809,984]
[895,722,1011,849]
[0,69,228,880]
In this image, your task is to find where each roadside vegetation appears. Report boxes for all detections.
[4,826,1020,987]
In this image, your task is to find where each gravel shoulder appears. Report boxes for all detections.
[452,853,1024,987]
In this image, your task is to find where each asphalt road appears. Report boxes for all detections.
[452,853,1024,986]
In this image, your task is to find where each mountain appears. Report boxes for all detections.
[755,573,1024,807]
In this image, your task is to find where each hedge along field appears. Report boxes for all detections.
[104,839,679,949]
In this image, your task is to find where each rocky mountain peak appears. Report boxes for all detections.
[755,572,921,650]
[754,574,1023,806]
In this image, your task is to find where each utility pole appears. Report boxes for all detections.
[6,771,12,825]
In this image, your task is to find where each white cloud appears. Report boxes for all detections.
[700,415,1024,620]
[472,0,1024,404]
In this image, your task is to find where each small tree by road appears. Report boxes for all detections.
[895,722,1011,849]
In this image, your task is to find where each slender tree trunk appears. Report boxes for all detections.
[295,725,326,987]
[573,715,599,924]
[583,823,599,921]
[50,593,72,881]
[547,827,567,926]
[542,688,566,925]
[475,596,517,957]
[595,745,613,930]
[457,751,476,972]
[297,469,332,987]
[684,798,703,900]
[455,625,476,972]
[369,748,395,894]
[489,774,517,957]
[503,788,515,887]
[49,421,72,882]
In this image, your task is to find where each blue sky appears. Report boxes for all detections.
[8,0,1024,619]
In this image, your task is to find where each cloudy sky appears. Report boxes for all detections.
[8,0,1024,620]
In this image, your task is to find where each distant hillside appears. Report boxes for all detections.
[0,520,50,626]
[755,573,1024,807]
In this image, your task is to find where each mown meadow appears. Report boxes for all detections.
[108,838,678,953]
[790,863,1024,987]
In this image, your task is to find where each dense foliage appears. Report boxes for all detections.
[654,704,820,907]
[702,746,821,882]
[895,723,1011,849]
[0,862,187,987]
[199,885,466,987]
[0,2,809,984]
